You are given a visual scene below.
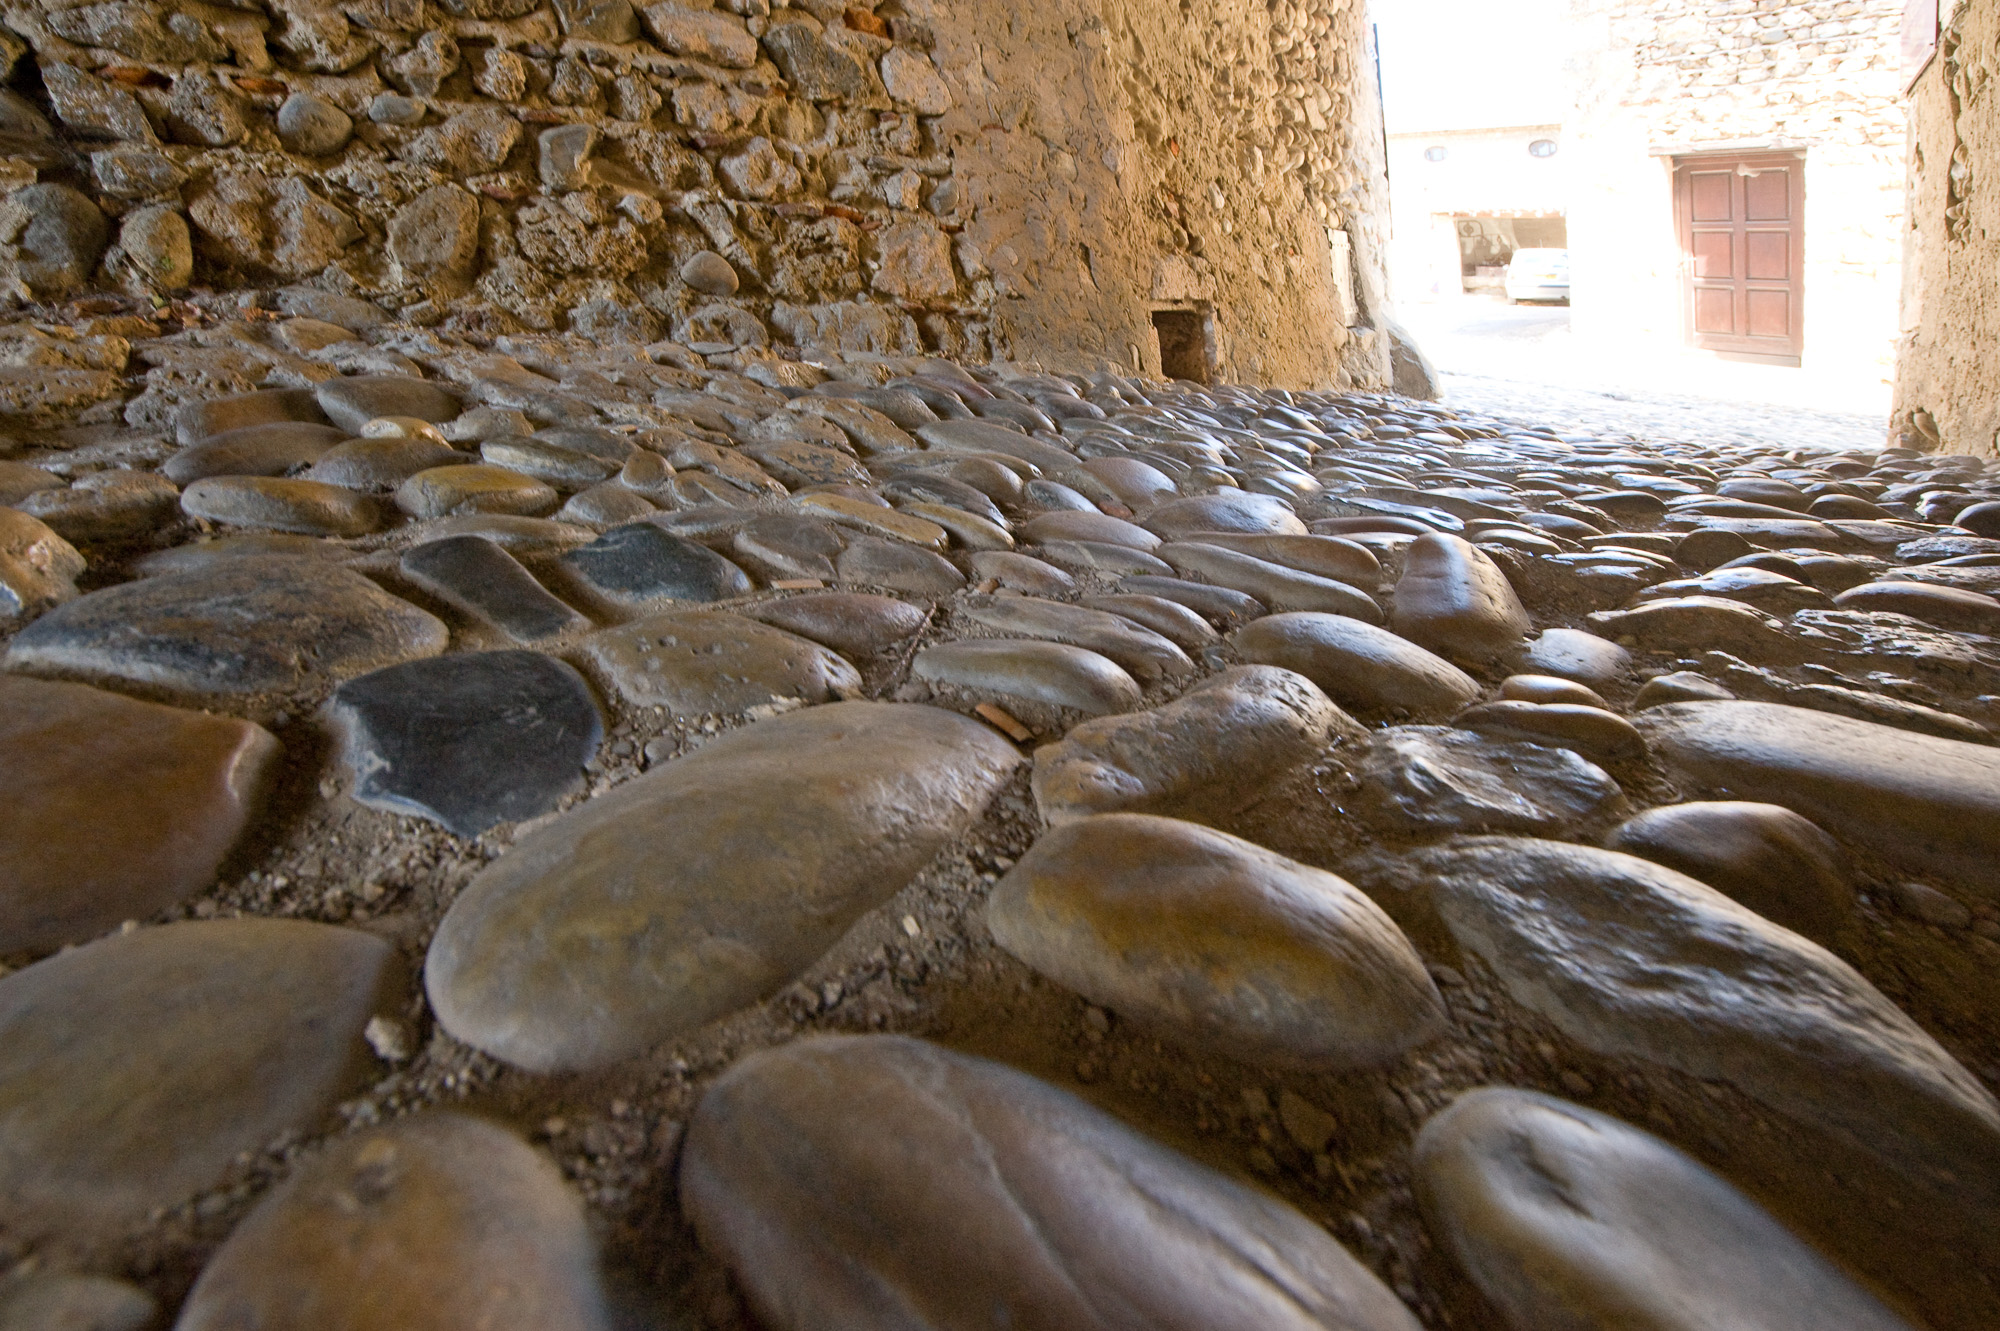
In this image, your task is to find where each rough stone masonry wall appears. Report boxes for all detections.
[0,0,1389,391]
[1895,0,2000,455]
[1564,0,1905,378]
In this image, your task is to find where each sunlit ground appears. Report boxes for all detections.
[1396,295,1892,453]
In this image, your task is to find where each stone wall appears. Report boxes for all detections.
[1563,0,1905,384]
[0,0,1389,391]
[1894,0,1999,455]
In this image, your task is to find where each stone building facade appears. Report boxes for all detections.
[1384,123,1568,302]
[1894,0,1998,455]
[1563,0,1906,382]
[0,0,1393,397]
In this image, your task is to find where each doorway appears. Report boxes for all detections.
[1151,308,1213,383]
[1674,152,1805,363]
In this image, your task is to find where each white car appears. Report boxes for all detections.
[1505,248,1570,304]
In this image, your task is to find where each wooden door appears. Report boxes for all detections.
[1675,153,1804,363]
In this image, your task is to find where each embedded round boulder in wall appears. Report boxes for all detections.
[681,1035,1425,1331]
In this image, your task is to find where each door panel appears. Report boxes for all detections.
[1746,289,1791,337]
[1745,231,1788,280]
[1690,172,1733,222]
[1676,154,1804,360]
[1693,231,1733,277]
[1694,287,1735,333]
[1744,169,1791,220]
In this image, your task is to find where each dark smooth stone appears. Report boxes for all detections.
[400,535,589,643]
[162,422,352,484]
[1954,500,2000,538]
[742,591,928,659]
[331,651,602,837]
[5,557,447,698]
[730,513,846,583]
[316,375,462,434]
[561,522,753,606]
[682,1035,1425,1331]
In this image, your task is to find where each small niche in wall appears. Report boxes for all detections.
[1151,308,1213,384]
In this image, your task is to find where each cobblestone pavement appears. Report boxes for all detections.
[3,291,1999,1331]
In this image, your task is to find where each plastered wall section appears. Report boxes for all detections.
[1563,0,1905,381]
[0,0,1390,392]
[1895,0,2000,454]
[922,0,1390,387]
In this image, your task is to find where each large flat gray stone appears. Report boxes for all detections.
[4,557,447,698]
[1638,700,2000,896]
[425,703,1019,1071]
